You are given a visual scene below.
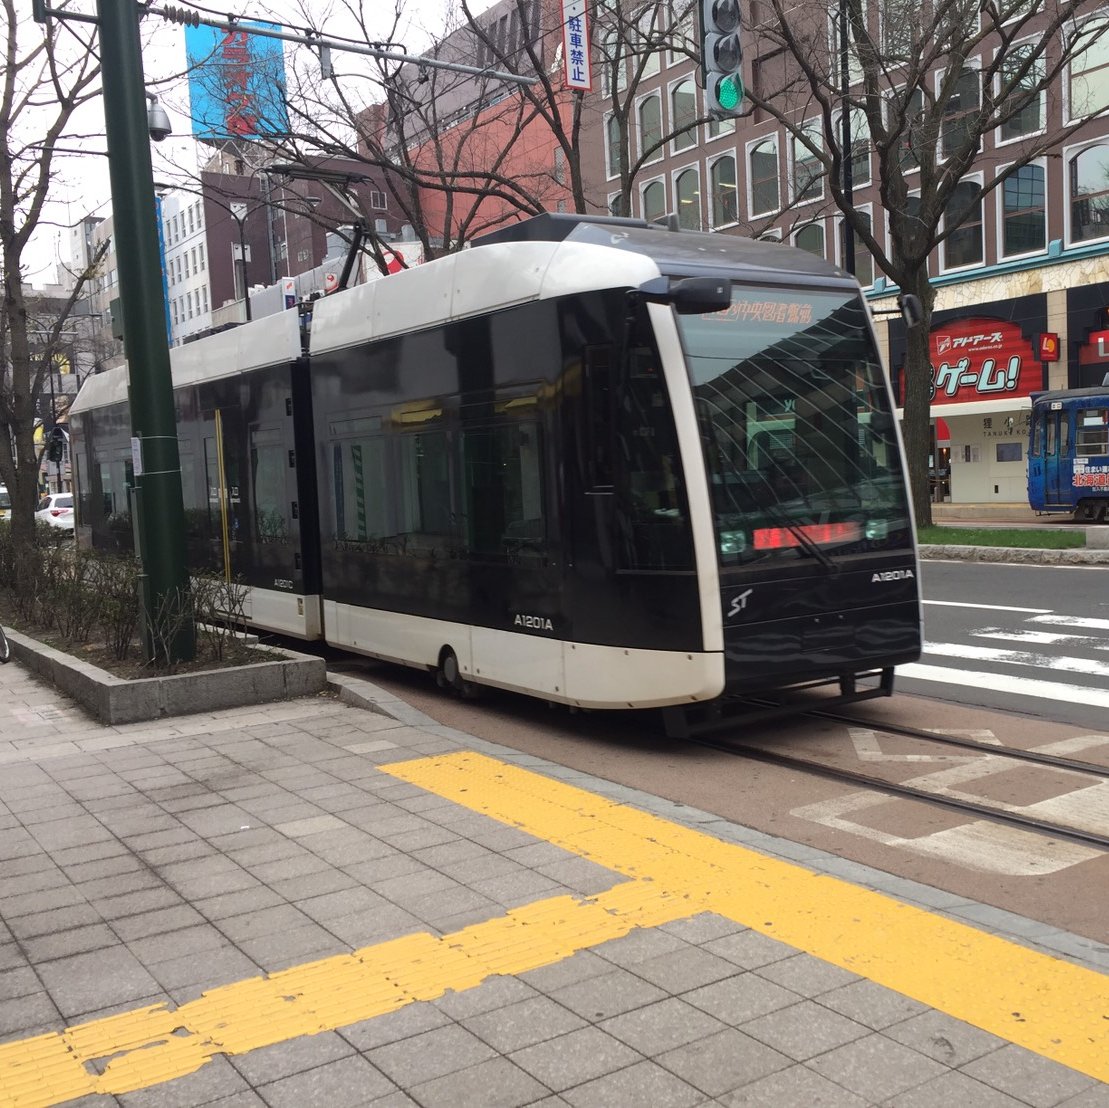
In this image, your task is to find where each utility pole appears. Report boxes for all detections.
[838,0,855,276]
[96,0,194,662]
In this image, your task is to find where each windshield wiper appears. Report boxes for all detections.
[699,404,838,574]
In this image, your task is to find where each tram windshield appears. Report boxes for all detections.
[677,285,912,566]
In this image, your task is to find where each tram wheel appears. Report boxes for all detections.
[436,647,480,699]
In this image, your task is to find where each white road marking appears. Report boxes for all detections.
[897,663,1109,709]
[848,727,1001,763]
[971,628,1083,646]
[792,733,1109,875]
[924,641,1109,680]
[922,600,1052,613]
[1027,614,1109,632]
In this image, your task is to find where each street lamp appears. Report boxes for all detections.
[229,202,251,322]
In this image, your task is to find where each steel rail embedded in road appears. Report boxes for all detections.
[813,711,1109,776]
[685,732,1109,853]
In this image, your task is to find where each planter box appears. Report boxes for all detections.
[4,629,327,725]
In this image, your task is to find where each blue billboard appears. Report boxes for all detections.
[185,22,289,140]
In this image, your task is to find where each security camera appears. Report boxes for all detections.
[146,94,172,143]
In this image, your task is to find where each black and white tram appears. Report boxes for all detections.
[70,213,922,731]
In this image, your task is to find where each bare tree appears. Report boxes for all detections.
[1,0,103,541]
[746,0,1109,526]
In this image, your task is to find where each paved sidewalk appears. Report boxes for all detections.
[0,661,1106,1107]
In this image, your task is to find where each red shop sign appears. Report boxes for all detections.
[1077,328,1109,365]
[928,318,1039,406]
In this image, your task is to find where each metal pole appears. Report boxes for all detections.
[96,0,194,662]
[839,0,855,276]
[236,216,252,322]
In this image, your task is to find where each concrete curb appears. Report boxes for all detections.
[4,628,327,725]
[919,544,1109,565]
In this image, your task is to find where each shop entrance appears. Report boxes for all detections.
[929,419,951,502]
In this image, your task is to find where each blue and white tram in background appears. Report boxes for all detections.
[1028,386,1109,522]
[69,213,922,734]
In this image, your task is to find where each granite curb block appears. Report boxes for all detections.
[3,628,327,725]
[919,543,1109,565]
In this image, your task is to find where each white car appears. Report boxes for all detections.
[35,493,75,532]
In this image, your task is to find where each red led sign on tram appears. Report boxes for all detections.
[752,521,861,550]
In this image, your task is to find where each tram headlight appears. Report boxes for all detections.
[719,530,748,555]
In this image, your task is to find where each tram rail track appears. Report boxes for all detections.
[686,713,1109,852]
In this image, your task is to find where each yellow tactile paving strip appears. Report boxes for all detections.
[0,751,1106,1107]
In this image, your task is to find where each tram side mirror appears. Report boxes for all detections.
[898,293,924,329]
[637,276,732,314]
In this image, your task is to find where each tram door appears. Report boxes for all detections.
[1042,405,1070,506]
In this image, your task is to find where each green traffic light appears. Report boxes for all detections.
[717,74,743,111]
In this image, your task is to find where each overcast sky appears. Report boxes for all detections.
[27,0,498,287]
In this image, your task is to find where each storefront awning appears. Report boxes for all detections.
[896,396,1032,420]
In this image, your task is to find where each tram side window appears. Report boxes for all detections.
[463,423,545,561]
[1046,417,1056,456]
[616,347,693,570]
[1077,408,1109,455]
[332,437,388,545]
[250,427,289,543]
[1031,414,1043,457]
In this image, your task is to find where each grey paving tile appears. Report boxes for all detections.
[658,914,744,946]
[682,973,800,1025]
[235,924,340,972]
[808,1032,951,1101]
[468,871,563,908]
[117,1055,250,1107]
[93,888,185,921]
[228,1029,355,1086]
[1055,1086,1109,1107]
[562,1060,706,1108]
[323,906,425,949]
[463,995,587,1053]
[816,977,930,1030]
[293,886,388,922]
[150,945,260,994]
[885,1008,1008,1067]
[0,884,88,918]
[127,923,230,965]
[600,997,726,1055]
[9,904,104,940]
[519,951,615,994]
[740,1000,869,1062]
[703,930,795,970]
[886,1070,1032,1107]
[248,853,333,884]
[719,1062,870,1107]
[217,904,317,943]
[0,991,63,1037]
[340,854,426,886]
[0,866,69,898]
[267,867,358,902]
[111,905,207,941]
[433,976,539,1020]
[339,1001,454,1051]
[368,1023,497,1086]
[0,943,29,971]
[961,1044,1099,1107]
[36,943,164,1018]
[193,886,285,921]
[628,945,738,994]
[508,1025,642,1093]
[754,952,862,998]
[656,1027,792,1099]
[408,1056,549,1108]
[62,854,147,884]
[0,966,41,999]
[593,928,688,967]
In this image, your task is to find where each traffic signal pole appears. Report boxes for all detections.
[97,0,194,662]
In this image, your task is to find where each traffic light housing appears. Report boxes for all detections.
[700,0,744,117]
[47,426,66,464]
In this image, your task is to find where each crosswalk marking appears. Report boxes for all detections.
[923,640,1109,680]
[898,663,1109,709]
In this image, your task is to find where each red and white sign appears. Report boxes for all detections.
[1078,328,1109,366]
[1037,332,1060,362]
[323,272,339,294]
[562,0,592,92]
[382,249,405,275]
[928,317,1039,406]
